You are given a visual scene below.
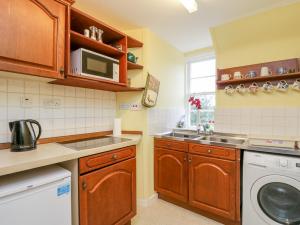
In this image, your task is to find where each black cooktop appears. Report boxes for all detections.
[60,136,131,151]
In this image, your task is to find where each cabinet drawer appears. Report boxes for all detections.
[79,146,136,174]
[189,144,236,160]
[154,138,188,152]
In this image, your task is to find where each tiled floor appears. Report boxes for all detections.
[132,199,223,225]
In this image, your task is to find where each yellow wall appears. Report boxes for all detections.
[117,29,185,199]
[210,2,300,109]
[73,4,185,200]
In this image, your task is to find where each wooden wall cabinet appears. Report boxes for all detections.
[79,146,136,225]
[154,139,240,224]
[0,0,72,79]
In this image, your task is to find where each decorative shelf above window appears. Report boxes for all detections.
[217,58,300,88]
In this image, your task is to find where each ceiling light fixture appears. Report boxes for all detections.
[180,0,198,13]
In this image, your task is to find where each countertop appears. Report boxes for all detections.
[241,144,300,156]
[0,134,141,177]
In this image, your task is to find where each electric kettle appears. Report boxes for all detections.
[9,120,42,152]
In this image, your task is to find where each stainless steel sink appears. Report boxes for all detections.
[158,130,247,147]
[195,135,246,146]
[162,131,200,140]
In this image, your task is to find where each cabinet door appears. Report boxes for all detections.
[154,148,188,202]
[80,158,136,225]
[0,0,67,78]
[189,154,236,220]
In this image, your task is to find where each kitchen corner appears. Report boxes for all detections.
[1,0,300,225]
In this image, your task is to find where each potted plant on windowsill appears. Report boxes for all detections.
[188,96,202,127]
[188,96,214,133]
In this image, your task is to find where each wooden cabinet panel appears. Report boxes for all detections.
[189,154,236,220]
[154,138,188,152]
[154,148,188,203]
[79,146,136,174]
[80,158,136,225]
[0,0,68,78]
[189,143,236,160]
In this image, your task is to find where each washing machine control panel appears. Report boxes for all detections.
[245,151,300,172]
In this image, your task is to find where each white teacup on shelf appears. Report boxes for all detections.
[261,67,272,76]
[221,74,232,81]
[276,80,289,92]
[236,84,246,94]
[233,71,243,79]
[225,85,235,95]
[262,81,273,93]
[292,79,300,91]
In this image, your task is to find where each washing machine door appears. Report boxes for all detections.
[251,175,300,225]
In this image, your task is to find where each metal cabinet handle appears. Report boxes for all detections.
[111,154,118,160]
[59,67,65,75]
[188,158,192,163]
[208,149,212,153]
[183,157,187,161]
[82,181,87,191]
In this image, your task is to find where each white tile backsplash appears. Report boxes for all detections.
[148,107,185,135]
[215,107,300,138]
[0,77,116,143]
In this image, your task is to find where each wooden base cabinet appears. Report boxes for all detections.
[154,148,188,203]
[154,139,240,224]
[189,155,236,220]
[79,147,136,225]
[0,0,72,79]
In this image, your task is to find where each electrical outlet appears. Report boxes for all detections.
[43,99,54,108]
[20,96,33,108]
[130,103,142,111]
[119,103,130,110]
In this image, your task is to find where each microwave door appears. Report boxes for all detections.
[82,51,114,79]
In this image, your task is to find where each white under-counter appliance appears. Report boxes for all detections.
[243,151,300,225]
[0,165,71,225]
[71,48,120,82]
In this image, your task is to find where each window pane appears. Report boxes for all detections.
[190,59,216,78]
[190,77,216,93]
[190,110,215,127]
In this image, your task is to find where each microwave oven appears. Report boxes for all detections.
[71,48,119,82]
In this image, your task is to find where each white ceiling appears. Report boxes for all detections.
[74,0,299,53]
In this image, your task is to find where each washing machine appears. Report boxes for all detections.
[243,151,300,225]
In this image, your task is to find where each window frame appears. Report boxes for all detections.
[185,53,216,128]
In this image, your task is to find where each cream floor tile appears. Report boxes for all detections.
[132,199,223,225]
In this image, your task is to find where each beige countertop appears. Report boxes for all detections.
[0,134,141,177]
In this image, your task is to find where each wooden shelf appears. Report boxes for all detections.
[71,7,125,43]
[217,72,300,85]
[70,31,125,57]
[127,61,143,70]
[127,36,143,48]
[51,74,144,92]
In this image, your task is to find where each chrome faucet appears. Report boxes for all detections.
[197,123,213,135]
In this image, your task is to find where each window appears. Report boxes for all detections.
[186,57,216,127]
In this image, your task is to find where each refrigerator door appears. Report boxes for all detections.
[0,166,71,225]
